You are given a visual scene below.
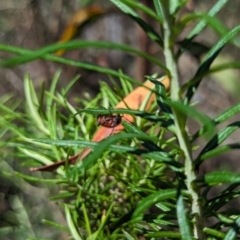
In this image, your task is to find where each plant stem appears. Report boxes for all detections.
[161,3,204,239]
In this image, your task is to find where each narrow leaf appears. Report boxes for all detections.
[200,171,240,185]
[187,0,229,39]
[203,228,225,238]
[144,231,181,238]
[33,138,140,151]
[192,103,240,141]
[0,44,140,87]
[183,47,222,104]
[153,0,164,19]
[65,204,83,240]
[176,194,194,240]
[184,25,240,104]
[132,189,177,217]
[147,76,172,117]
[166,100,214,137]
[110,0,163,46]
[198,143,240,162]
[24,75,49,135]
[196,122,240,163]
[0,41,166,70]
[223,216,240,240]
[122,230,135,240]
[78,133,160,171]
[121,0,163,23]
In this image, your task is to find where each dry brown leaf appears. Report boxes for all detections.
[30,76,170,172]
[55,5,104,56]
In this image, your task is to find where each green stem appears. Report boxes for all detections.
[161,3,204,239]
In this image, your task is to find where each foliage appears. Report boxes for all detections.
[1,0,240,239]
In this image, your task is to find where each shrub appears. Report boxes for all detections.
[1,1,240,239]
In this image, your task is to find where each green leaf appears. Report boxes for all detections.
[32,138,149,155]
[89,203,114,240]
[223,216,240,240]
[78,107,151,116]
[122,230,135,240]
[110,0,163,46]
[28,237,54,240]
[196,122,240,164]
[27,238,52,240]
[184,25,240,104]
[121,120,163,152]
[77,133,160,171]
[204,25,240,63]
[0,41,166,71]
[200,171,240,185]
[121,0,163,23]
[65,204,83,240]
[169,0,185,15]
[144,231,181,238]
[197,143,240,162]
[48,192,76,200]
[24,75,49,135]
[153,0,164,19]
[176,38,210,60]
[203,228,225,238]
[187,0,229,39]
[0,44,140,87]
[112,189,178,229]
[166,100,214,137]
[176,194,194,240]
[147,76,172,117]
[41,219,69,232]
[209,61,240,74]
[206,184,240,213]
[192,103,240,141]
[78,107,170,125]
[181,14,228,38]
[132,189,177,217]
[141,151,182,168]
[183,47,222,104]
[14,171,64,184]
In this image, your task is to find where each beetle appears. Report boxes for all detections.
[97,114,122,128]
